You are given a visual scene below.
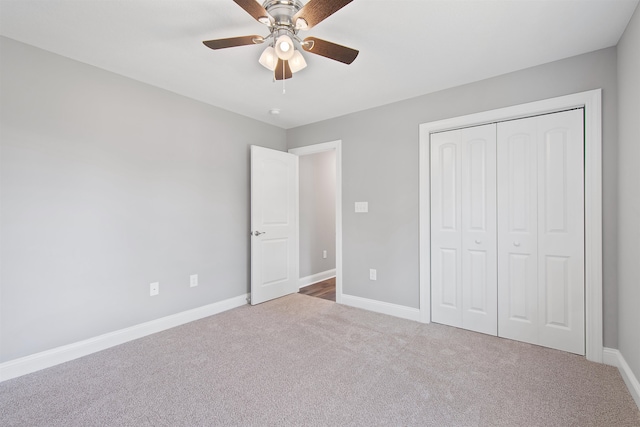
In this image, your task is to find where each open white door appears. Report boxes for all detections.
[250,145,299,305]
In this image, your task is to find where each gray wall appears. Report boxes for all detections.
[287,47,620,348]
[298,151,336,278]
[0,37,286,362]
[617,5,640,384]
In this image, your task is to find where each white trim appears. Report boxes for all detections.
[298,269,336,289]
[419,89,603,362]
[289,140,343,304]
[419,128,431,324]
[341,294,421,322]
[0,293,248,382]
[603,348,640,410]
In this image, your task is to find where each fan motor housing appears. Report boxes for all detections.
[263,0,304,27]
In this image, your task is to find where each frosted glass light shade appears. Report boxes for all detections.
[289,50,307,73]
[275,35,294,60]
[259,46,277,71]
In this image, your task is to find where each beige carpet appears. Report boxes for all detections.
[1,293,639,426]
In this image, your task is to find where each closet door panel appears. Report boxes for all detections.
[431,131,463,327]
[537,109,584,355]
[497,117,539,345]
[461,125,497,335]
[429,109,585,355]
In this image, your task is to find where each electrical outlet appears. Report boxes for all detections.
[190,274,198,288]
[150,282,159,296]
[355,202,368,213]
[369,269,377,281]
[322,250,327,259]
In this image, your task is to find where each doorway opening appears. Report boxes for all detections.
[289,141,343,303]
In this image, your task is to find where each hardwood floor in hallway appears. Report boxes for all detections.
[299,277,336,302]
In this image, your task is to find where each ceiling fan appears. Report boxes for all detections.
[203,0,358,80]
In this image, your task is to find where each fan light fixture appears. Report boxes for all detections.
[260,33,307,75]
[288,50,307,73]
[275,35,294,60]
[259,46,277,71]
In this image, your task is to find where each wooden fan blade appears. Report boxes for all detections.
[233,0,272,23]
[293,0,353,30]
[203,35,264,50]
[274,59,292,80]
[302,37,358,64]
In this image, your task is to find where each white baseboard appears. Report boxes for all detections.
[603,347,640,410]
[298,269,336,289]
[0,293,249,382]
[341,294,420,322]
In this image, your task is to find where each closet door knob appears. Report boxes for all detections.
[513,241,520,247]
[475,240,481,244]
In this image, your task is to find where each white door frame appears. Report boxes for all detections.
[419,89,603,362]
[289,140,343,303]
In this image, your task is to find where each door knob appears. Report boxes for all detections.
[513,241,520,247]
[253,231,266,236]
[475,240,481,244]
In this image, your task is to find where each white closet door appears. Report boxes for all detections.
[536,109,584,354]
[497,117,539,345]
[461,125,497,335]
[497,110,584,355]
[431,130,463,328]
[431,125,497,335]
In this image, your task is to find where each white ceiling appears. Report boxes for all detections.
[1,0,638,129]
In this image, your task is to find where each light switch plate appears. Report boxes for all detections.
[190,274,198,288]
[355,202,368,213]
